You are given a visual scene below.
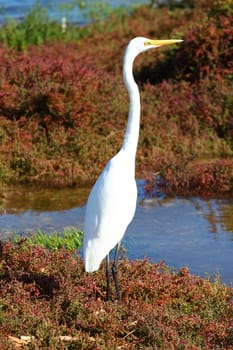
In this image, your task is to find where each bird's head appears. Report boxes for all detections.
[127,36,183,56]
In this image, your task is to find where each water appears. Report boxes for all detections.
[0,182,233,285]
[0,0,149,24]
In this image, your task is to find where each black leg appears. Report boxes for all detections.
[112,241,121,301]
[106,254,111,301]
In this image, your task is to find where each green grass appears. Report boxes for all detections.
[0,0,133,50]
[13,227,83,250]
[0,1,86,49]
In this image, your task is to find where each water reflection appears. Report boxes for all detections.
[192,198,233,238]
[213,201,233,236]
[0,186,89,213]
[0,183,232,284]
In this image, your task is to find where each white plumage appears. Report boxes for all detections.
[84,150,137,272]
[83,37,183,300]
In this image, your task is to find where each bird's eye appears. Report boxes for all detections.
[144,41,152,46]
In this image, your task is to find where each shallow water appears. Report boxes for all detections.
[0,182,233,284]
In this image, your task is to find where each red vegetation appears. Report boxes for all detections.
[0,240,232,348]
[0,0,232,194]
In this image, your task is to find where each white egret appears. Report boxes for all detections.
[83,37,183,301]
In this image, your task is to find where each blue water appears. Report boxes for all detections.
[0,182,233,285]
[0,0,149,24]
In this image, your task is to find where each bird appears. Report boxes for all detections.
[83,37,183,301]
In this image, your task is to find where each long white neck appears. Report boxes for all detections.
[121,49,140,160]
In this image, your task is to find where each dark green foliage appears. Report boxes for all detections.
[0,0,232,194]
[0,241,232,348]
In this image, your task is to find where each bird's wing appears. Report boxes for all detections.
[83,153,137,272]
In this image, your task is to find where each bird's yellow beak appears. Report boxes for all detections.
[144,39,183,47]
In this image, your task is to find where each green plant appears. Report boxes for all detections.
[14,228,83,250]
[0,1,135,50]
[0,1,89,49]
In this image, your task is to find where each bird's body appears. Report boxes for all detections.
[84,150,137,272]
[83,37,183,300]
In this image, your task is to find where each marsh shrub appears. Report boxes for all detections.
[0,240,232,349]
[0,0,232,192]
